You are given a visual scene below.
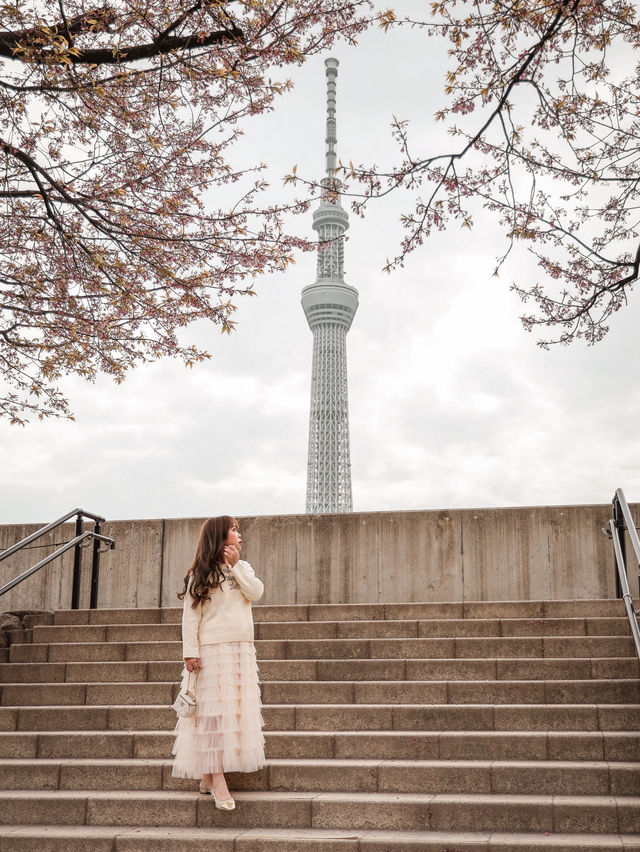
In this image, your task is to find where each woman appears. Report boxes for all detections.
[171,516,265,810]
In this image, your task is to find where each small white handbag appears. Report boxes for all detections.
[172,670,198,721]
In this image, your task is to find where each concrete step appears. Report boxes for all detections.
[40,599,628,627]
[0,660,181,683]
[9,642,151,663]
[24,616,632,645]
[304,657,639,682]
[3,728,640,762]
[255,636,635,659]
[6,635,637,667]
[2,825,640,851]
[30,623,183,644]
[2,702,639,733]
[0,789,638,833]
[251,617,633,640]
[0,681,177,706]
[2,670,637,702]
[50,609,173,625]
[2,757,640,796]
[8,646,639,684]
[258,678,640,705]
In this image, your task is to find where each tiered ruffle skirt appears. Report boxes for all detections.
[171,641,265,778]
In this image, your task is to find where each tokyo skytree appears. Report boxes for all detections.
[302,58,359,514]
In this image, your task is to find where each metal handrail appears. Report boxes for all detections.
[0,508,105,563]
[609,488,640,663]
[0,508,115,609]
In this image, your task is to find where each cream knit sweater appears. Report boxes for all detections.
[181,560,264,659]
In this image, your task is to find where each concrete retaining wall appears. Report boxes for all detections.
[0,504,636,611]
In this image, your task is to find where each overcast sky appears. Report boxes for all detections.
[1,7,639,525]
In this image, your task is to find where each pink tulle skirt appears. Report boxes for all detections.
[171,641,265,778]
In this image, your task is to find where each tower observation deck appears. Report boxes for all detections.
[302,58,359,514]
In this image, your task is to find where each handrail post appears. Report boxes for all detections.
[71,512,83,610]
[90,519,102,610]
[613,496,626,599]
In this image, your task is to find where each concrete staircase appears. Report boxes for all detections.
[1,598,639,850]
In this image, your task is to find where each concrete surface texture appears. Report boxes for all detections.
[0,503,636,611]
[0,599,639,849]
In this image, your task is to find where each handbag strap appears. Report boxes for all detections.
[189,669,199,727]
[186,669,199,697]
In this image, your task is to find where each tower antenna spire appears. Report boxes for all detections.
[324,57,339,184]
[301,58,359,514]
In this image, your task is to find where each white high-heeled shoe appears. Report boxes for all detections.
[213,793,235,811]
[199,784,235,810]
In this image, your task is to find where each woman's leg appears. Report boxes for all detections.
[201,771,231,800]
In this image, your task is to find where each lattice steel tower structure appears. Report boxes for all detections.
[302,57,359,514]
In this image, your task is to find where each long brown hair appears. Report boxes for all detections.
[178,515,238,607]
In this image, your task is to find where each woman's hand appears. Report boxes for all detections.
[184,657,202,672]
[223,544,240,567]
